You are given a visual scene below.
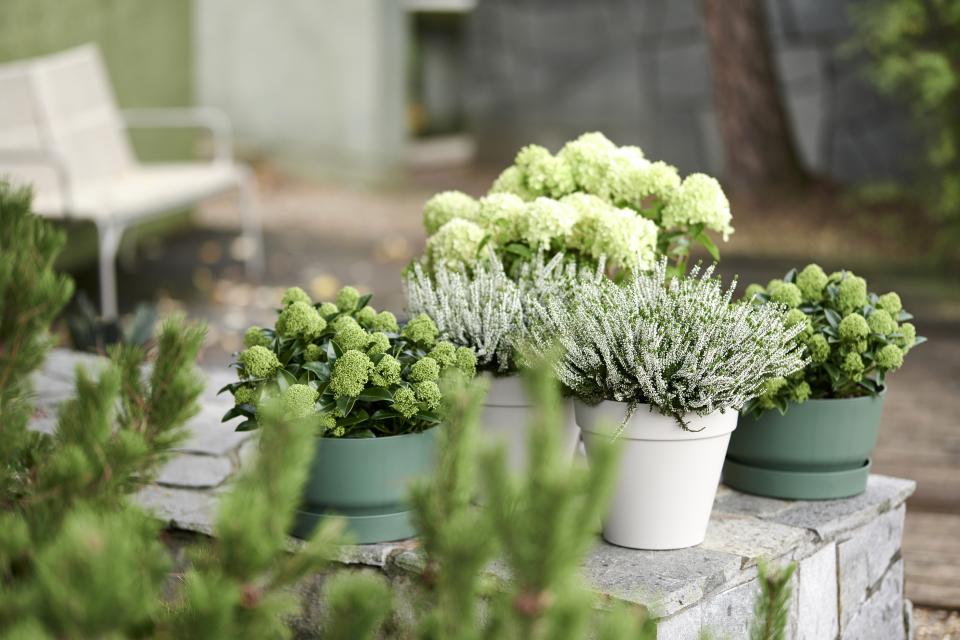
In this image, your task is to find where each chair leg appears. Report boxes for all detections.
[237,171,265,278]
[96,222,123,320]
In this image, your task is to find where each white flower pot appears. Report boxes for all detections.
[481,374,581,473]
[576,400,738,550]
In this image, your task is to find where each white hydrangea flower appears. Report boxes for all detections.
[423,190,480,234]
[563,192,612,253]
[559,132,617,199]
[489,166,536,201]
[426,218,487,270]
[518,197,578,249]
[588,205,658,272]
[474,193,527,244]
[661,173,734,240]
[525,259,806,429]
[515,144,576,198]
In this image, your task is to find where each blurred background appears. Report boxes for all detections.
[1,0,958,633]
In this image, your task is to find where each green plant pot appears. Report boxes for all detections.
[291,429,438,544]
[723,395,884,500]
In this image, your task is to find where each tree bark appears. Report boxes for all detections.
[703,0,810,192]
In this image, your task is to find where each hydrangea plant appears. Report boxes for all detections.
[403,249,604,375]
[221,286,477,437]
[742,265,925,416]
[422,132,733,276]
[525,259,806,430]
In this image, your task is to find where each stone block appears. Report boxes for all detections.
[842,559,906,640]
[839,505,906,631]
[656,604,702,640]
[156,454,233,489]
[702,515,812,568]
[764,475,915,541]
[701,578,760,639]
[797,543,839,640]
[714,487,794,518]
[136,485,220,535]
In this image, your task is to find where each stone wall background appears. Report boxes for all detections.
[463,0,920,184]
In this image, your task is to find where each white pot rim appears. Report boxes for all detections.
[575,398,738,441]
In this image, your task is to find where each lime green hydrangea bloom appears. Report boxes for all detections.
[355,305,377,327]
[744,283,765,302]
[455,346,477,378]
[427,219,486,271]
[331,314,358,333]
[837,274,868,314]
[392,386,419,418]
[243,326,270,348]
[559,132,617,199]
[402,313,439,348]
[475,193,525,244]
[876,344,905,370]
[240,346,280,379]
[370,354,401,387]
[233,385,257,406]
[428,341,457,369]
[409,356,440,382]
[806,334,831,364]
[369,310,399,334]
[277,301,325,339]
[518,197,577,248]
[660,173,734,240]
[785,308,812,336]
[841,351,865,381]
[515,144,575,198]
[867,309,897,335]
[609,152,682,209]
[898,322,917,349]
[636,160,682,202]
[423,190,480,234]
[489,166,535,201]
[791,380,812,403]
[319,302,339,318]
[588,205,658,272]
[768,281,802,308]
[317,412,337,435]
[839,313,870,342]
[329,350,372,398]
[336,286,361,312]
[281,384,318,420]
[756,376,788,410]
[796,264,828,302]
[414,380,442,411]
[877,292,902,315]
[281,286,312,307]
[564,192,611,249]
[335,321,369,352]
[366,331,390,355]
[304,344,324,361]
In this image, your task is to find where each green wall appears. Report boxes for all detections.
[0,0,194,161]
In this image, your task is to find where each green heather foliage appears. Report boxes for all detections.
[850,0,960,236]
[223,287,477,437]
[421,132,733,277]
[744,265,925,416]
[751,561,796,640]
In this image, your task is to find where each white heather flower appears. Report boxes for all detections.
[661,173,734,240]
[423,190,480,234]
[518,197,578,249]
[559,132,617,199]
[489,166,536,201]
[427,218,487,270]
[474,193,527,244]
[515,144,576,198]
[525,258,806,429]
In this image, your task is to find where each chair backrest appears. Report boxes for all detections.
[0,45,134,214]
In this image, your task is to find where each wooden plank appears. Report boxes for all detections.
[903,511,960,609]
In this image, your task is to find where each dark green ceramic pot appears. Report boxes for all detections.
[291,428,438,543]
[723,395,884,500]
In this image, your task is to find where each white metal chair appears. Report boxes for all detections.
[0,44,264,318]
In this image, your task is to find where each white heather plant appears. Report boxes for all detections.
[404,250,605,374]
[526,259,807,430]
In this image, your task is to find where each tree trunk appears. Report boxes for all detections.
[703,0,810,192]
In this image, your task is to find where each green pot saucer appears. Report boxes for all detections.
[291,507,417,544]
[722,458,871,500]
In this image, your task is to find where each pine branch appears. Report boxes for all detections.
[751,560,797,640]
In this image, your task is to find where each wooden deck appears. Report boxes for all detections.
[872,332,960,609]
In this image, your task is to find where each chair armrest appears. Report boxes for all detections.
[120,107,234,165]
[0,148,73,212]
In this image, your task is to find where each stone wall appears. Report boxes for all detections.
[463,0,918,184]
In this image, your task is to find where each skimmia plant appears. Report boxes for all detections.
[222,286,477,437]
[403,250,605,374]
[526,259,806,429]
[422,132,733,276]
[742,265,924,416]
